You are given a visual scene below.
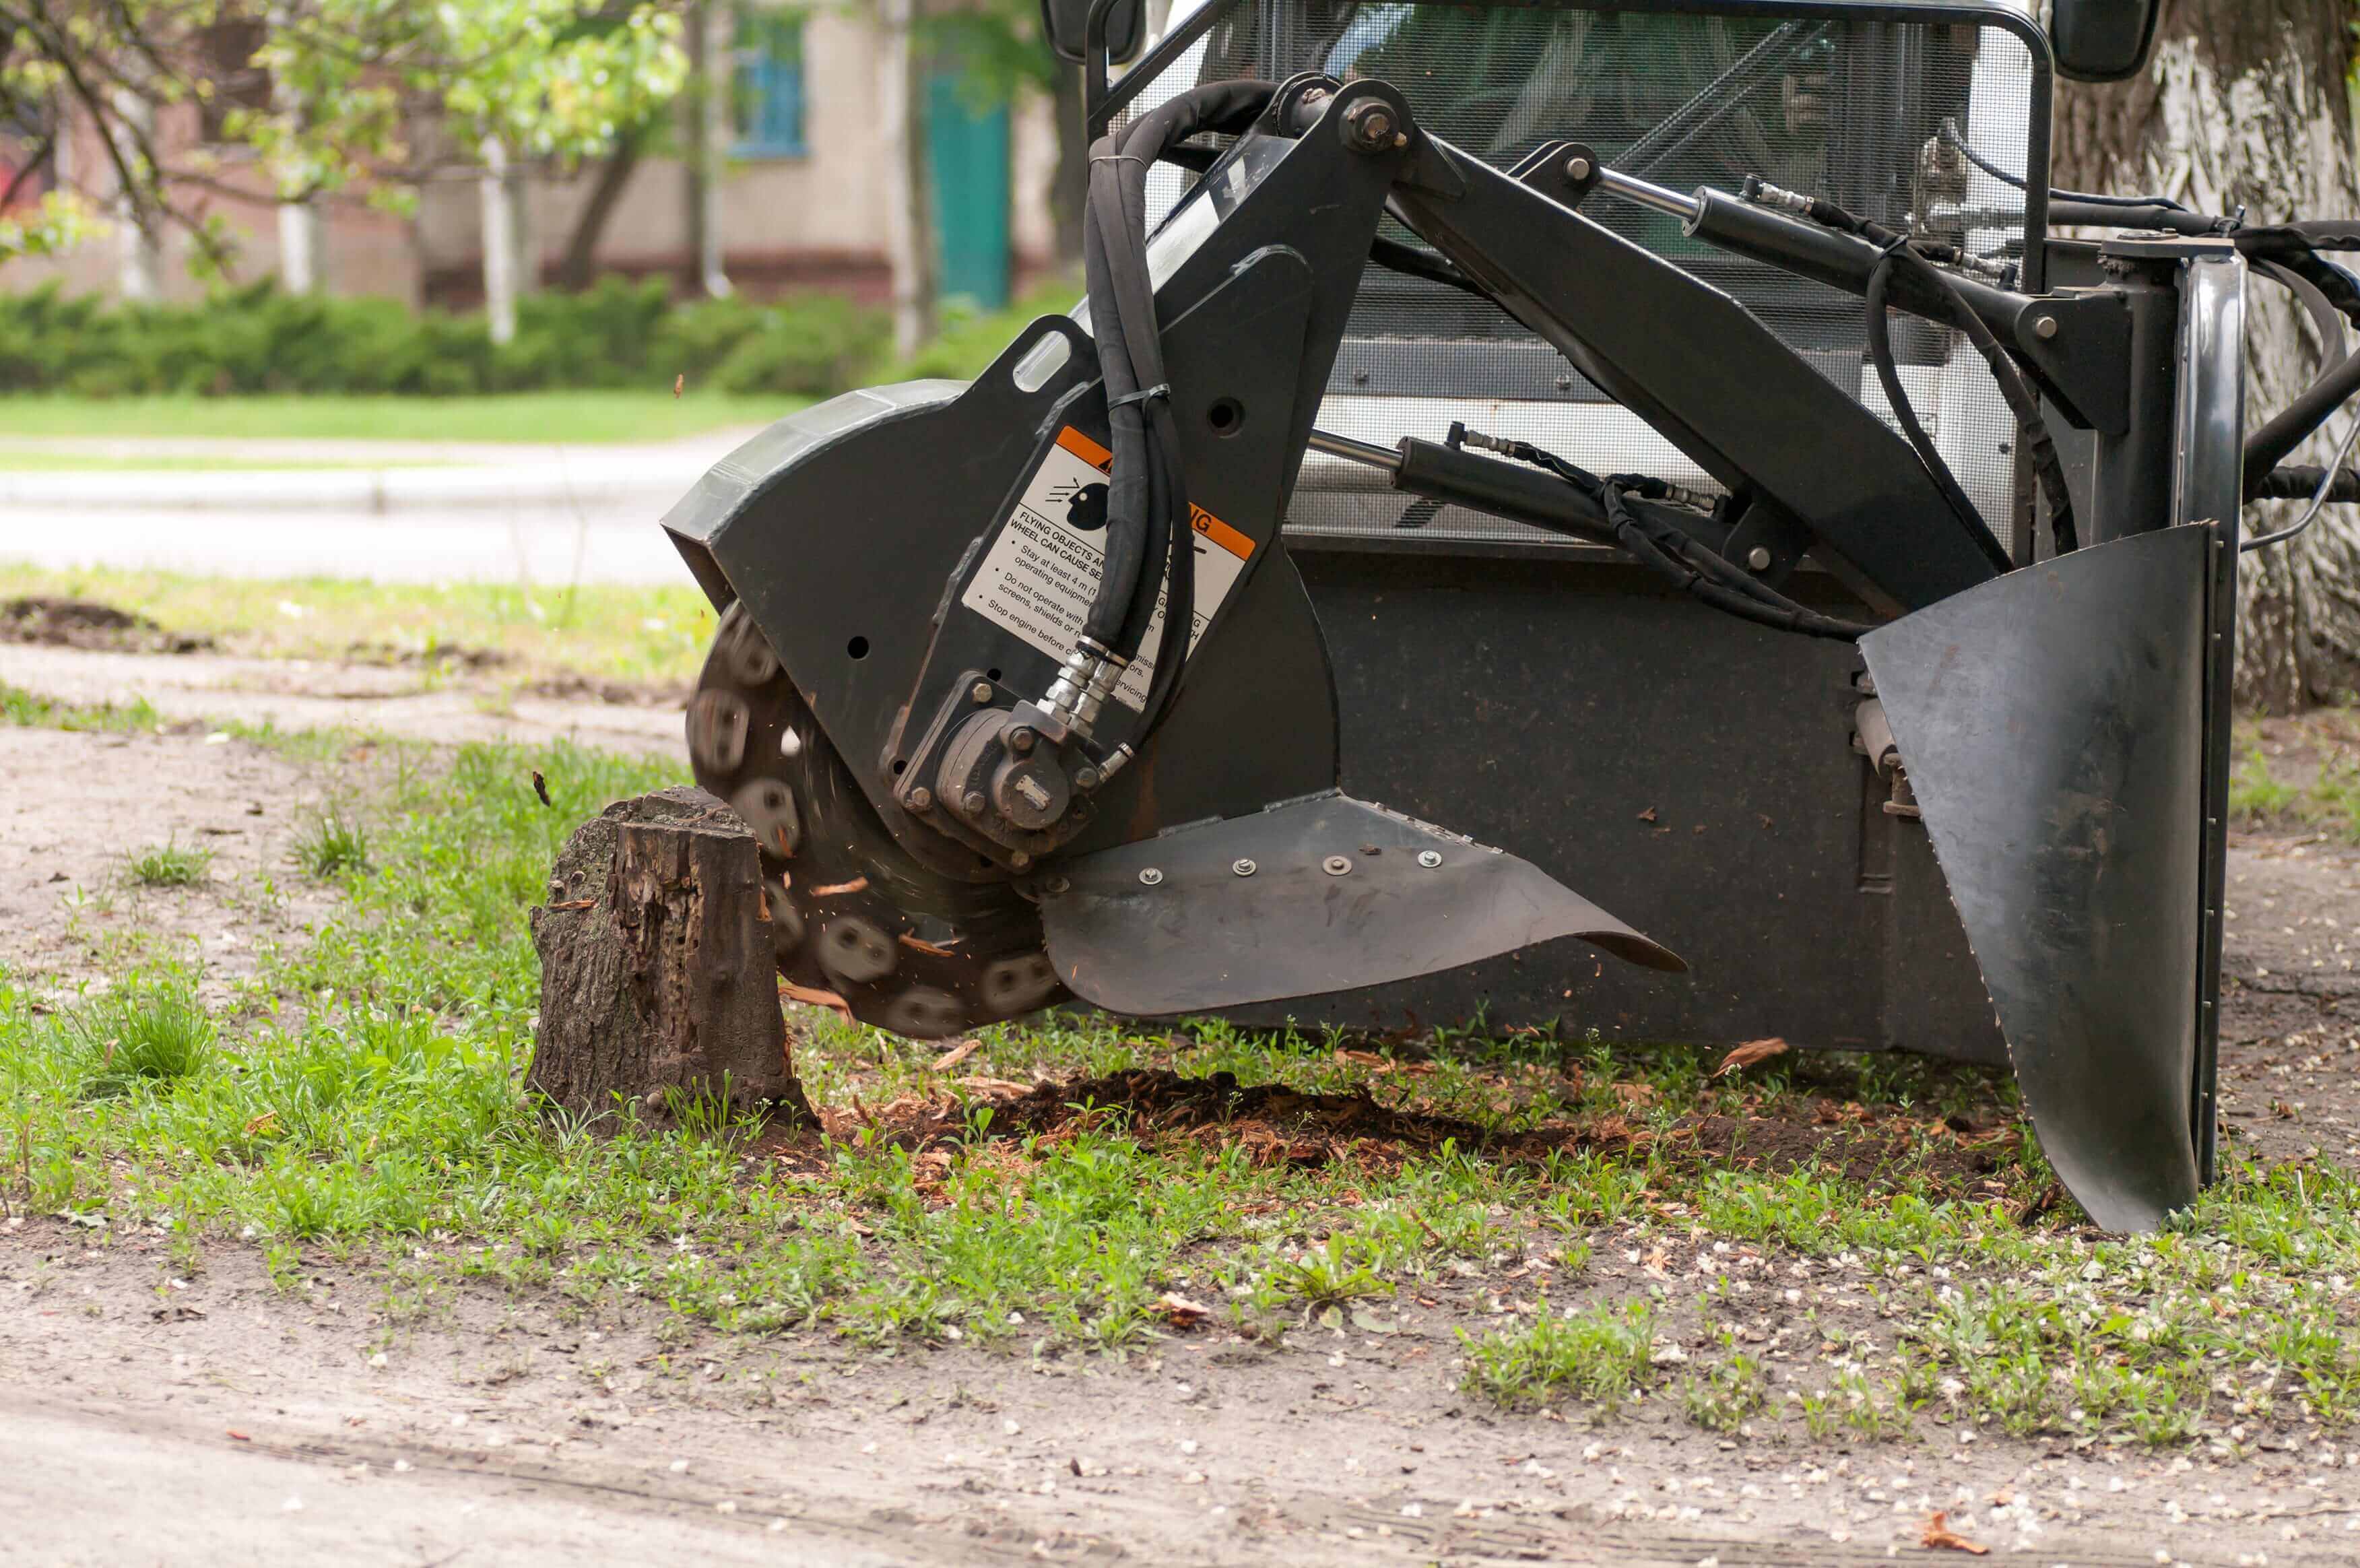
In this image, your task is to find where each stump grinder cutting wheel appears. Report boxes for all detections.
[660,0,2360,1231]
[688,603,1064,1038]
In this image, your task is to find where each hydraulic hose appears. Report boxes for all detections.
[1074,79,1276,670]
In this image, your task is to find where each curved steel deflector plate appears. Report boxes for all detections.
[1040,791,1684,1016]
[1860,525,2210,1233]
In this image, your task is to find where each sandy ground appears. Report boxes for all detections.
[5,647,2360,1564]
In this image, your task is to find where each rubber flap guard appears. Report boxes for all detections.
[1861,525,2212,1233]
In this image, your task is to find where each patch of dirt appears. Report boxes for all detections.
[0,642,680,755]
[2219,832,2360,1168]
[7,1210,2357,1567]
[524,670,692,708]
[341,639,513,672]
[1,595,210,654]
[0,726,343,1003]
[782,1067,2012,1198]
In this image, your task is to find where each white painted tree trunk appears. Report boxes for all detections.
[2055,1,2360,710]
[877,0,937,358]
[480,137,533,346]
[110,88,161,302]
[277,201,324,294]
[694,0,734,298]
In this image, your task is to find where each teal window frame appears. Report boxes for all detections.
[733,9,808,159]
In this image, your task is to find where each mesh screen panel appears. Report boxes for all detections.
[1113,1,2043,552]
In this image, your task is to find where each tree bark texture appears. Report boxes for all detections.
[556,126,644,292]
[529,787,811,1128]
[2053,0,2360,711]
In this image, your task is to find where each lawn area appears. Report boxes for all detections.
[0,563,715,690]
[5,688,2358,1455]
[0,389,792,445]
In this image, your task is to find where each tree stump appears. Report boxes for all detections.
[529,786,812,1127]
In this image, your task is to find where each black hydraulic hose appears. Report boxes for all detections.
[2254,463,2360,504]
[1862,252,1991,541]
[1368,234,1486,296]
[1074,79,1276,670]
[1938,121,2188,211]
[2245,341,2360,499]
[1600,479,1874,641]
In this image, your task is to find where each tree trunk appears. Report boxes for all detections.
[110,86,160,302]
[480,136,521,344]
[2054,0,2360,711]
[277,200,323,294]
[878,0,938,356]
[687,0,734,298]
[529,787,812,1129]
[556,127,645,292]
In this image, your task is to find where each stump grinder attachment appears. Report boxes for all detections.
[663,2,2360,1231]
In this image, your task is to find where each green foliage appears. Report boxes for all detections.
[128,841,214,888]
[59,977,218,1100]
[0,280,888,401]
[294,810,370,878]
[1461,1300,1661,1410]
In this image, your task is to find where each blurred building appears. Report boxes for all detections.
[0,5,1061,310]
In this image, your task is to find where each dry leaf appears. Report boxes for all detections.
[1920,1511,1989,1555]
[1611,1080,1657,1108]
[899,933,955,956]
[1711,1037,1790,1078]
[672,372,684,397]
[546,898,595,911]
[1154,1293,1214,1328]
[1636,806,1659,822]
[779,981,852,1020]
[929,1037,982,1074]
[954,1075,1034,1097]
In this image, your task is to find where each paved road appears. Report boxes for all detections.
[0,434,752,585]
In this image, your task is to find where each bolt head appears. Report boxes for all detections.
[906,786,934,812]
[1566,156,1593,181]
[1074,766,1101,791]
[971,680,995,703]
[1007,727,1037,755]
[1416,849,1443,868]
[1322,855,1352,876]
[1138,867,1165,886]
[1746,545,1774,571]
[1231,858,1257,877]
[962,790,988,816]
[1008,850,1031,870]
[2034,315,2059,340]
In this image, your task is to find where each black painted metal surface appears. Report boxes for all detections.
[1236,542,2006,1066]
[1042,791,1682,1016]
[1860,525,2210,1232]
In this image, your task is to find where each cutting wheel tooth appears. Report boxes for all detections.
[732,779,801,858]
[981,953,1059,1014]
[818,915,897,985]
[721,618,783,686]
[882,987,969,1040]
[687,689,750,774]
[764,878,806,956]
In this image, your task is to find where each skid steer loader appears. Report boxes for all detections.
[661,0,2360,1232]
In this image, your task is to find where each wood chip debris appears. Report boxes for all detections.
[1711,1037,1790,1078]
[1920,1511,1989,1555]
[779,981,852,1020]
[809,878,870,897]
[929,1037,981,1074]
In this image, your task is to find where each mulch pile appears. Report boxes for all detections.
[1,596,209,654]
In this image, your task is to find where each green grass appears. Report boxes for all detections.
[293,810,370,878]
[0,391,791,445]
[5,693,2360,1456]
[127,841,213,888]
[0,564,717,690]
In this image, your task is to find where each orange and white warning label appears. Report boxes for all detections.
[959,426,1255,712]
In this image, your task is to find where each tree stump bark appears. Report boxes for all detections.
[529,786,812,1128]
